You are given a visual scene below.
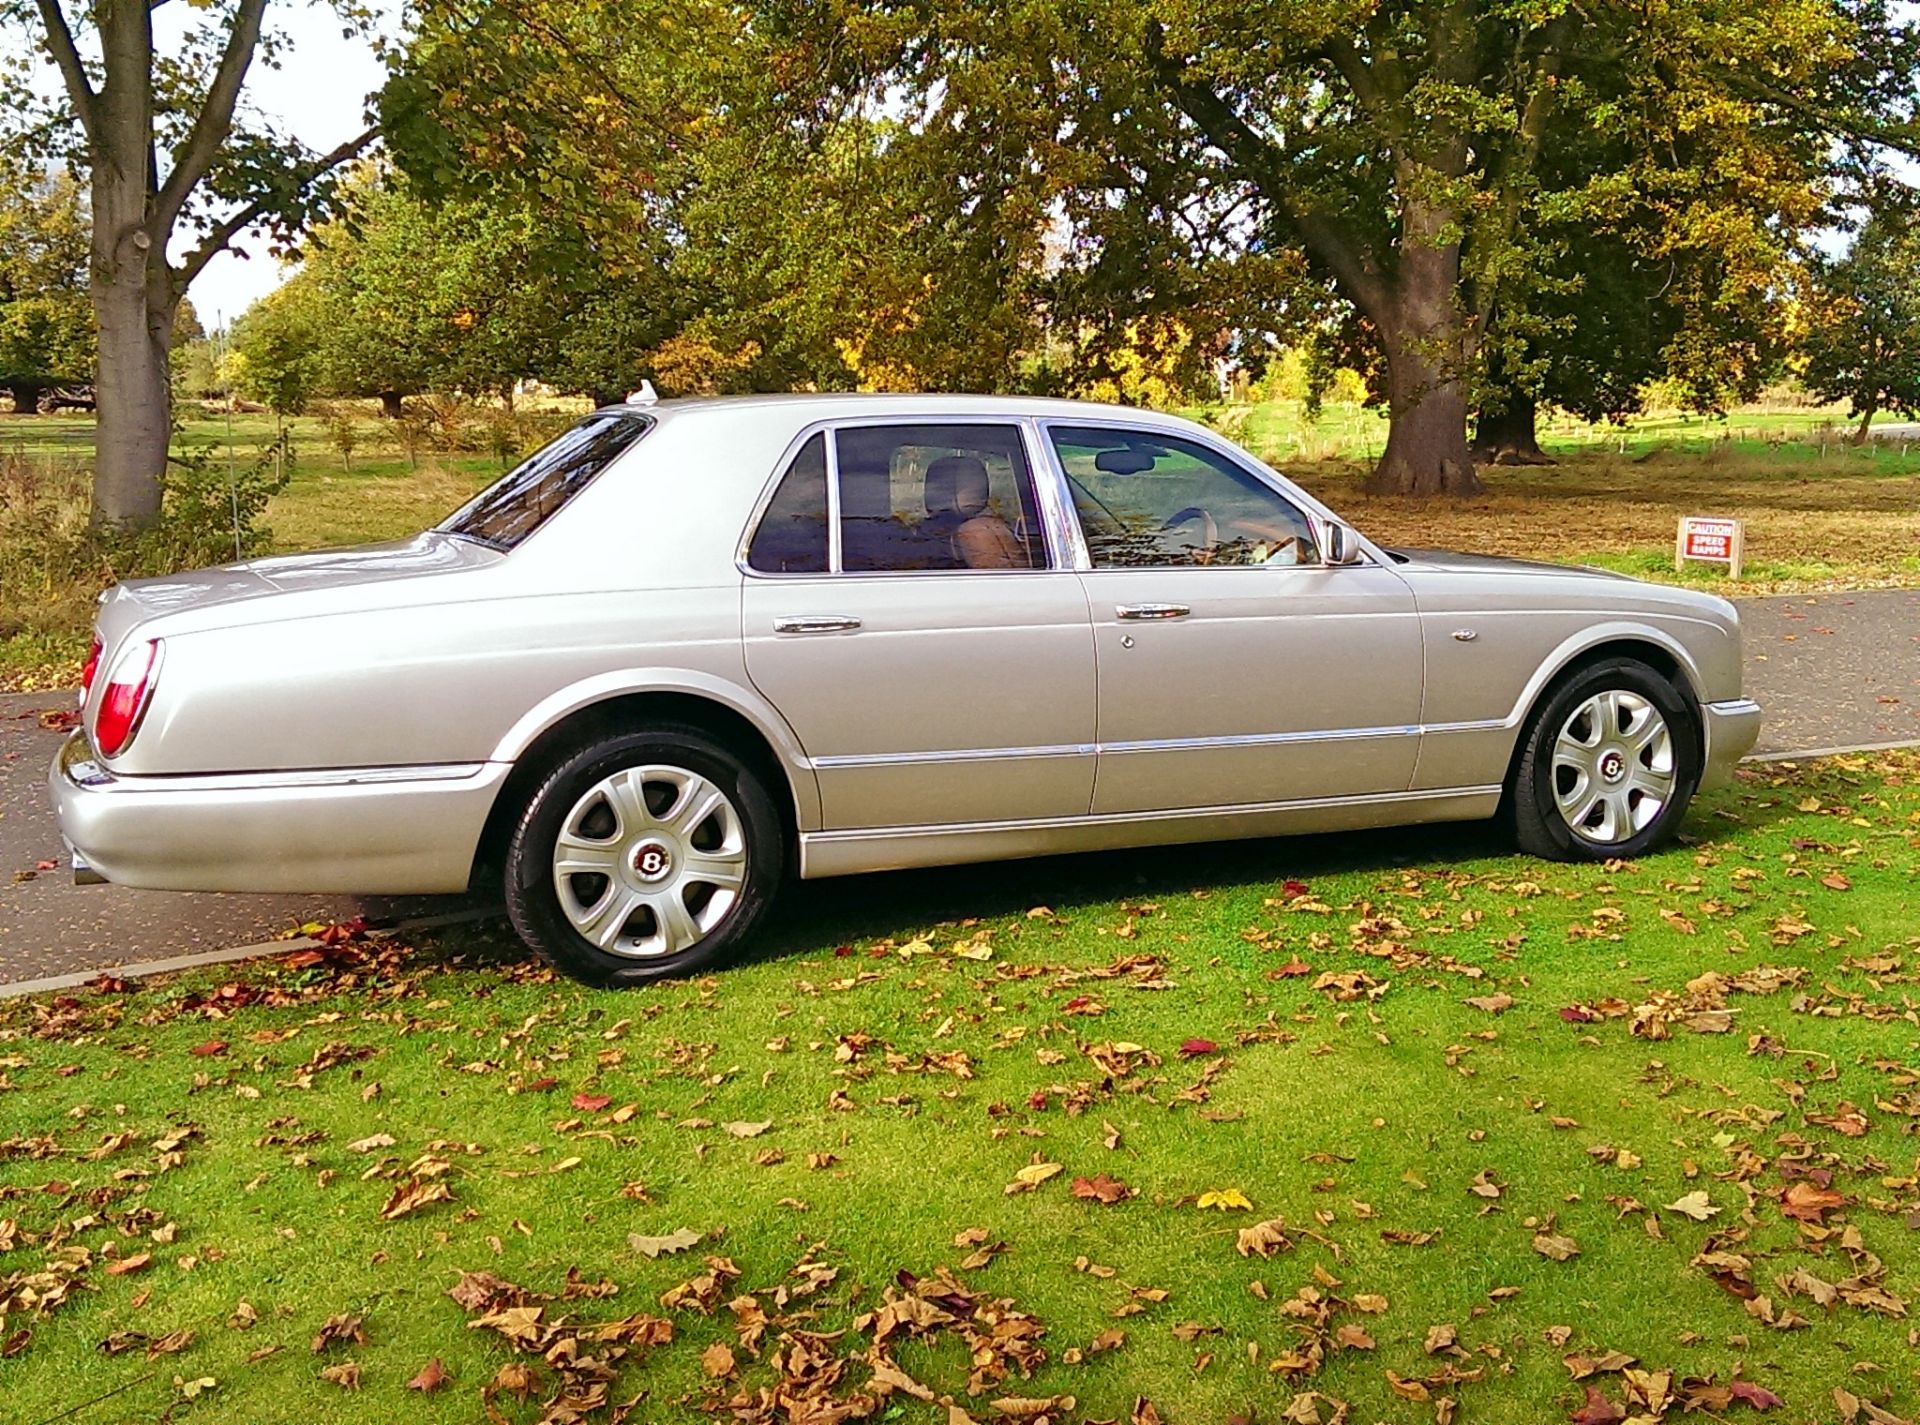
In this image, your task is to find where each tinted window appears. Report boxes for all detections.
[746,433,829,574]
[835,423,1044,573]
[440,412,651,550]
[1050,426,1319,570]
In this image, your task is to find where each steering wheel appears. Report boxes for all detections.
[1160,505,1218,555]
[1224,517,1309,566]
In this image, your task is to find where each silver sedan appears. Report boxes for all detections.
[52,394,1761,985]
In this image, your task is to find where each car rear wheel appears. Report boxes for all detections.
[1509,657,1700,862]
[504,727,784,986]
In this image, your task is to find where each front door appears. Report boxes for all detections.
[1043,423,1425,816]
[741,420,1097,830]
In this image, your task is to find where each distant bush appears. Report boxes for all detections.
[0,435,290,639]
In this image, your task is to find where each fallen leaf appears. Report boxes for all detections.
[405,1358,447,1393]
[318,1361,360,1390]
[1665,1191,1719,1221]
[1196,1188,1253,1211]
[1532,1232,1580,1262]
[1005,1160,1064,1195]
[1071,1173,1136,1205]
[629,1228,702,1258]
[380,1178,453,1221]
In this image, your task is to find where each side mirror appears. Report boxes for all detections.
[1322,522,1363,566]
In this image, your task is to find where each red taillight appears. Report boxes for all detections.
[94,639,161,757]
[79,636,103,707]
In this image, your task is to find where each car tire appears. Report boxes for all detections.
[503,727,785,987]
[1509,657,1700,862]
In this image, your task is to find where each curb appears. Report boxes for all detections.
[0,906,495,1000]
[1742,737,1920,764]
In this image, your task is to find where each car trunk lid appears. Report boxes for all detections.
[92,532,502,669]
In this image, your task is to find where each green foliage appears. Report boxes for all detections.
[230,282,326,414]
[145,432,293,569]
[0,158,92,393]
[1799,203,1920,434]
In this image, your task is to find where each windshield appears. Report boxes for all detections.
[439,411,653,550]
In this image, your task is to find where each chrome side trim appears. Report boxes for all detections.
[812,743,1097,770]
[1098,725,1417,756]
[804,718,1511,770]
[93,760,492,794]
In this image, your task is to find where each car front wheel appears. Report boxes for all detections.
[1510,657,1700,861]
[504,727,785,986]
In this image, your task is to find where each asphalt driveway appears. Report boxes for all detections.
[4,586,1917,986]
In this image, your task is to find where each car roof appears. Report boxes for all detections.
[606,391,1210,433]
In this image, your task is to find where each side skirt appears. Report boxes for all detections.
[798,785,1504,879]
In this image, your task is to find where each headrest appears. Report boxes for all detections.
[924,455,990,519]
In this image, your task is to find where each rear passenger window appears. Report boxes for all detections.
[835,423,1044,573]
[746,434,829,574]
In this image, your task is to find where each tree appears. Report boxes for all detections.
[228,279,324,414]
[382,0,1051,400]
[0,159,92,412]
[1800,204,1920,441]
[2,0,377,526]
[764,0,1900,495]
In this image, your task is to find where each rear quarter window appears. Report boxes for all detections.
[440,411,653,550]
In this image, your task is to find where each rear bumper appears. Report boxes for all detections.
[50,732,509,894]
[1700,697,1762,789]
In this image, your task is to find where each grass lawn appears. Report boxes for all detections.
[5,397,1919,693]
[5,752,1919,1424]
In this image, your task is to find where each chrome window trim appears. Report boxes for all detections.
[736,413,1062,581]
[1035,416,1381,572]
[440,410,656,555]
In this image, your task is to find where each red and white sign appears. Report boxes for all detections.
[1675,516,1745,577]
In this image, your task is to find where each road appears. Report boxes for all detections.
[4,586,1917,984]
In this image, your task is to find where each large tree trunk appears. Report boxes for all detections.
[1473,392,1553,465]
[1850,402,1877,446]
[1361,214,1482,497]
[91,263,174,528]
[379,390,405,419]
[87,0,172,530]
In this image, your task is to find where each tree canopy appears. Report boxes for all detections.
[0,158,92,408]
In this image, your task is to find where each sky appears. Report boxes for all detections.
[173,3,394,330]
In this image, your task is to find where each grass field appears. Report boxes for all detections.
[3,751,1917,1423]
[4,397,1918,691]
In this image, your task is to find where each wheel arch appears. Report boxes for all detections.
[1500,628,1707,796]
[468,673,818,893]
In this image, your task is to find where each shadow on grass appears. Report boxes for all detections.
[409,776,1804,981]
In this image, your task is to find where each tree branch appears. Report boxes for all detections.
[152,0,268,233]
[1141,21,1393,323]
[32,0,99,144]
[170,124,377,293]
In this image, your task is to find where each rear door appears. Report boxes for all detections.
[741,419,1097,830]
[1043,422,1425,815]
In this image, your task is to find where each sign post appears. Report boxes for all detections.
[1675,516,1745,578]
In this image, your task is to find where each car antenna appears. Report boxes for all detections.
[625,380,658,405]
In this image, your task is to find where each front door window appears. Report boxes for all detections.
[1048,426,1319,569]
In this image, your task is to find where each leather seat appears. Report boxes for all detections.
[922,456,1028,570]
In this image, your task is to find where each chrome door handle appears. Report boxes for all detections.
[773,615,862,634]
[1115,603,1190,621]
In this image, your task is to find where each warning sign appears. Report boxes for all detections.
[1675,516,1744,577]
